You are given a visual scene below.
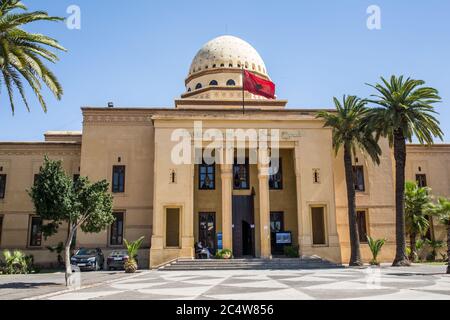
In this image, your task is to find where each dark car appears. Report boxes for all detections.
[107,250,137,270]
[71,248,105,271]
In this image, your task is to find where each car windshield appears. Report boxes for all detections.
[76,249,97,256]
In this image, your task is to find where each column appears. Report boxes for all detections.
[181,162,195,258]
[293,143,306,255]
[258,149,271,259]
[221,163,233,251]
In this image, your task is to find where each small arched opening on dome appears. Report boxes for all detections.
[212,64,216,68]
[195,83,203,90]
[226,79,236,86]
[209,80,218,86]
[205,65,208,69]
[187,88,192,92]
[229,63,233,68]
[252,63,256,70]
[220,63,225,67]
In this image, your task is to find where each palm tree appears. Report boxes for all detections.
[432,198,450,273]
[317,96,381,266]
[0,0,66,114]
[404,181,433,262]
[366,76,443,266]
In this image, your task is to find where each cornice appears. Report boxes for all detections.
[0,142,80,156]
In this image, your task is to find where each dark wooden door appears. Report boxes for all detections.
[232,196,255,257]
[199,212,216,253]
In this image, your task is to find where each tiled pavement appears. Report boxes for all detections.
[44,265,450,300]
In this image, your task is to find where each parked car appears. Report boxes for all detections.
[71,248,105,271]
[106,250,138,270]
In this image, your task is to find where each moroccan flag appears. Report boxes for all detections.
[243,70,276,99]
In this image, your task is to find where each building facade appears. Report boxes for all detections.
[0,36,449,268]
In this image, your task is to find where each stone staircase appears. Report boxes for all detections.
[158,256,342,271]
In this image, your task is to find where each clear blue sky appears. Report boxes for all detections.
[0,0,449,141]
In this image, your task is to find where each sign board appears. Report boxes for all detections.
[217,232,223,250]
[276,232,292,245]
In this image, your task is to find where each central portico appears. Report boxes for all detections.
[148,35,343,267]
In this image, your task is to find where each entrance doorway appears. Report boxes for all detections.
[232,196,255,257]
[199,212,216,254]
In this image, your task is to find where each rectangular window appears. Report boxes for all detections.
[112,165,125,193]
[33,174,40,185]
[357,211,368,243]
[0,174,7,199]
[0,215,3,246]
[311,207,326,245]
[233,159,250,190]
[269,159,283,190]
[29,216,42,247]
[416,174,427,188]
[352,166,365,192]
[199,162,215,190]
[110,212,124,246]
[166,208,180,247]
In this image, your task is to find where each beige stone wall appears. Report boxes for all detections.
[333,138,397,263]
[79,109,155,267]
[0,142,81,265]
[406,144,450,253]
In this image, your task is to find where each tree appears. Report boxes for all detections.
[366,76,443,266]
[317,95,381,266]
[0,0,66,114]
[404,181,433,262]
[29,156,114,287]
[432,198,450,273]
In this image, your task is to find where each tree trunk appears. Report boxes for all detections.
[447,224,450,274]
[392,130,411,266]
[344,145,362,266]
[409,232,417,262]
[65,227,77,287]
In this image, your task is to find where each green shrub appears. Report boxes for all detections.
[1,250,36,274]
[215,249,232,259]
[283,246,300,258]
[367,236,386,266]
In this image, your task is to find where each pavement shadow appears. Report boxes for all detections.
[0,282,59,290]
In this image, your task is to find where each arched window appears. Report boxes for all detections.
[195,83,202,90]
[220,63,225,67]
[187,88,191,92]
[226,79,236,86]
[209,80,218,86]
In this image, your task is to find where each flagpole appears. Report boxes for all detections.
[242,66,245,115]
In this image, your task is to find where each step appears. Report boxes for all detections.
[159,256,342,271]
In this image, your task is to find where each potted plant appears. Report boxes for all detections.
[367,236,386,266]
[216,249,232,259]
[124,236,144,273]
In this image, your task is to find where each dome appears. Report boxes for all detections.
[188,35,269,78]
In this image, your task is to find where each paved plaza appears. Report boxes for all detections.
[23,264,450,300]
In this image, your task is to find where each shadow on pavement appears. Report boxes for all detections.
[0,282,59,290]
